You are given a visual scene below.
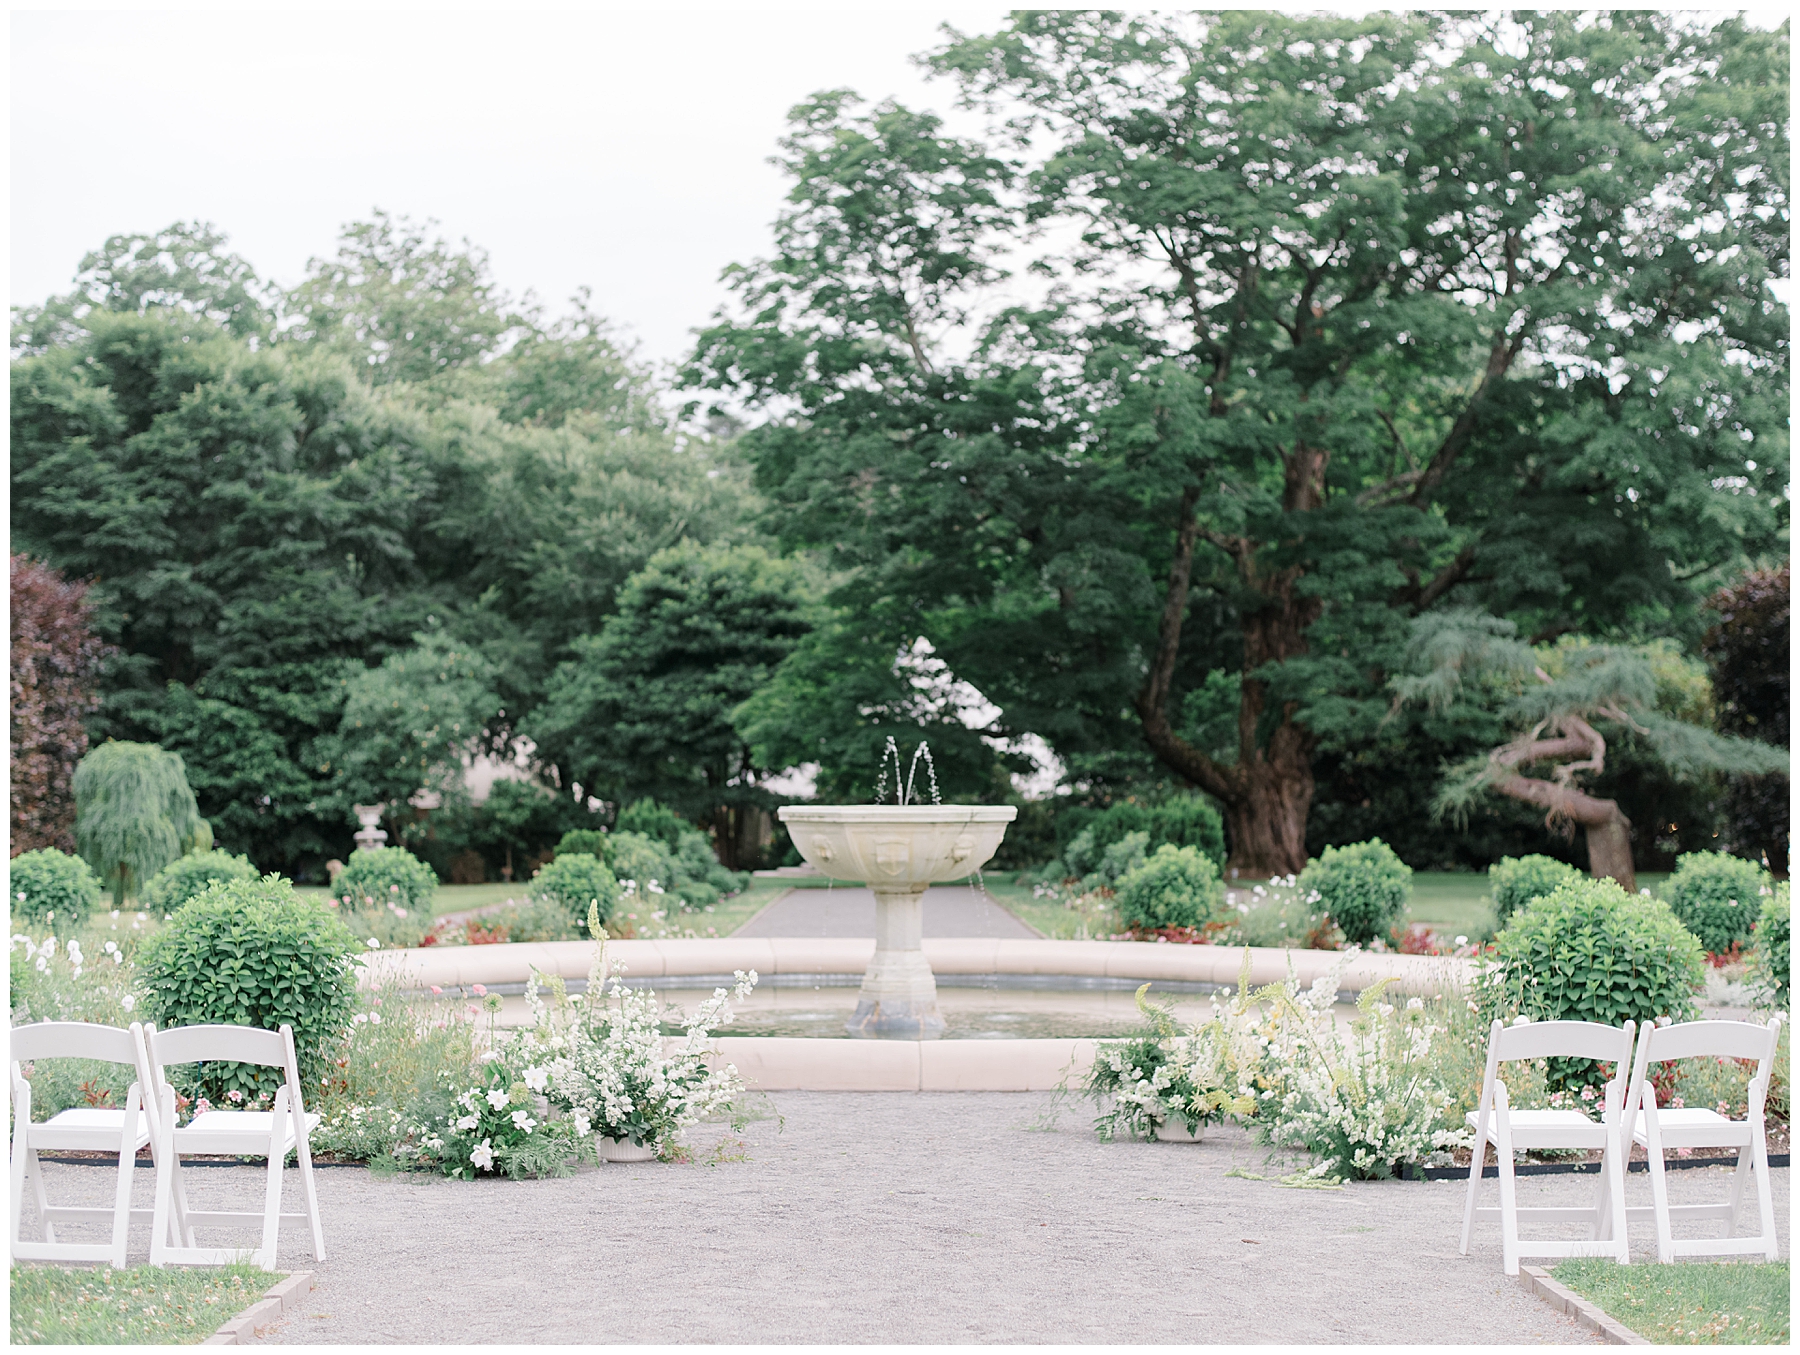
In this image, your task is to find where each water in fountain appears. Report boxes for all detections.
[873,735,942,806]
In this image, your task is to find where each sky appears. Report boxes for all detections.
[10,8,1012,369]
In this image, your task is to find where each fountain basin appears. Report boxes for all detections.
[777,805,1017,1038]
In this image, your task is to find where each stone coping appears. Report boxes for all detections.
[363,937,1470,996]
[703,1036,1098,1091]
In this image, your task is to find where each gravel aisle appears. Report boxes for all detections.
[26,1093,1787,1344]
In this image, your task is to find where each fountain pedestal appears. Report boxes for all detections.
[777,805,1017,1039]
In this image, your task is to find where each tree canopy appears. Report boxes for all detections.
[690,11,1789,873]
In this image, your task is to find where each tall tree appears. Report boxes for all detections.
[1392,610,1786,889]
[10,555,112,854]
[1704,565,1789,874]
[531,543,818,867]
[691,12,1789,873]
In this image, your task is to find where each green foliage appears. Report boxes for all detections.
[693,14,1791,871]
[8,849,102,927]
[1489,879,1705,1085]
[1114,845,1226,932]
[333,847,438,914]
[72,741,207,907]
[556,829,609,859]
[1665,851,1773,956]
[136,875,362,1099]
[527,853,620,930]
[138,849,258,915]
[1551,1259,1790,1347]
[326,632,503,810]
[12,295,747,879]
[604,831,677,893]
[533,543,818,866]
[1488,855,1585,926]
[614,799,685,852]
[1704,566,1789,879]
[1752,883,1789,1009]
[1061,797,1226,879]
[1299,840,1411,946]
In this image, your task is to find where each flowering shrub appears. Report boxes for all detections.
[1751,882,1789,1008]
[1298,840,1411,946]
[1665,851,1772,957]
[1083,985,1253,1140]
[1251,975,1466,1181]
[1225,875,1342,950]
[393,1061,588,1180]
[138,850,259,915]
[9,923,141,1116]
[545,954,755,1156]
[333,847,438,916]
[10,848,102,927]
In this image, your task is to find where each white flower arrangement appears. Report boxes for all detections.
[540,905,756,1158]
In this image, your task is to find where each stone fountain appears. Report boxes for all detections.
[776,802,1016,1038]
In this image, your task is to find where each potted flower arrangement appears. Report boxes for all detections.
[1083,984,1254,1142]
[544,903,756,1161]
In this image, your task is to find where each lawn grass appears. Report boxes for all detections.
[666,877,790,938]
[294,881,519,918]
[11,1262,269,1345]
[978,877,1091,939]
[1405,870,1670,937]
[1551,1259,1789,1345]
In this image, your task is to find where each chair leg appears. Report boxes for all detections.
[108,1091,139,1269]
[9,1122,30,1252]
[1750,1127,1777,1261]
[258,1091,287,1271]
[1722,1144,1752,1240]
[1495,1113,1520,1277]
[1643,1122,1675,1265]
[1603,1133,1630,1264]
[27,1147,54,1244]
[1459,1120,1487,1255]
[294,1126,325,1263]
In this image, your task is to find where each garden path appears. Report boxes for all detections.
[736,884,1039,938]
[30,1094,1785,1343]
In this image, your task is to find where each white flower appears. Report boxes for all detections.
[120,994,135,1012]
[523,1066,548,1094]
[510,1109,537,1132]
[455,1114,479,1132]
[485,1088,511,1111]
[1511,1015,1530,1027]
[366,938,381,949]
[469,1139,495,1171]
[1454,935,1468,946]
[369,1013,381,1025]
[1405,997,1424,1011]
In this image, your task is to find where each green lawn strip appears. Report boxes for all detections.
[1550,1259,1789,1345]
[295,881,521,918]
[666,877,789,938]
[11,1262,270,1345]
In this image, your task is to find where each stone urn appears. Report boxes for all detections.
[777,805,1017,1038]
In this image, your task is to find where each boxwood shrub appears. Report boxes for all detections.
[1752,882,1789,1008]
[139,849,259,915]
[1664,850,1771,956]
[1490,877,1705,1088]
[1488,854,1583,926]
[555,829,609,860]
[136,875,363,1099]
[1298,839,1411,946]
[1114,845,1226,932]
[333,847,438,915]
[528,852,620,932]
[9,848,102,927]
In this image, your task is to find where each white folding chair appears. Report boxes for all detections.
[9,1021,157,1268]
[1621,1017,1783,1264]
[1459,1018,1636,1275]
[140,1022,325,1271]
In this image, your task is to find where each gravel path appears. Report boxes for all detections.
[28,1092,1786,1344]
[736,885,1037,938]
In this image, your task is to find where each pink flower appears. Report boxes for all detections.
[430,985,442,995]
[472,984,488,996]
[227,1089,244,1103]
[1672,1096,1685,1109]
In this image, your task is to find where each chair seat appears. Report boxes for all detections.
[173,1109,321,1154]
[1632,1107,1750,1148]
[34,1108,152,1150]
[1466,1108,1597,1129]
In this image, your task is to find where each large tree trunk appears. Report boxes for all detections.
[1583,808,1636,894]
[1493,771,1637,893]
[1133,454,1325,880]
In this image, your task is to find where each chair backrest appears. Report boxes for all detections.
[9,1021,142,1068]
[1626,1017,1783,1118]
[1488,1018,1637,1068]
[145,1023,290,1070]
[1638,1018,1781,1066]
